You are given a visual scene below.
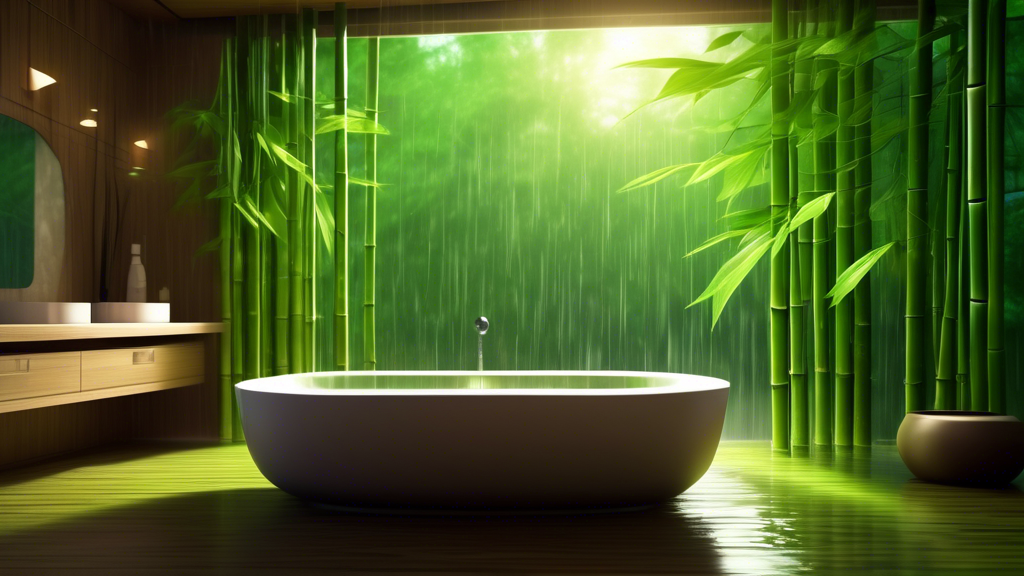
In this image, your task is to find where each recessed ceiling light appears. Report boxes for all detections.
[80,119,97,128]
[28,68,56,91]
[134,140,149,149]
[90,108,98,112]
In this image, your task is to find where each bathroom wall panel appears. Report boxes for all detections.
[0,0,227,467]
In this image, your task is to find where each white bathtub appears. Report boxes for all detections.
[236,371,729,511]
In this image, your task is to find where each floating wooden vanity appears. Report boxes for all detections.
[0,323,222,414]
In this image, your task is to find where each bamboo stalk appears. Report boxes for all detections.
[302,8,316,372]
[334,3,350,372]
[228,25,245,442]
[852,0,874,446]
[218,40,233,440]
[274,21,290,375]
[790,8,810,448]
[364,36,380,371]
[235,18,260,395]
[986,0,1005,413]
[834,0,855,445]
[770,0,791,452]
[797,2,814,312]
[905,0,934,414]
[936,31,963,409]
[258,19,272,380]
[812,0,837,448]
[790,133,807,449]
[932,171,945,373]
[286,14,304,374]
[958,140,971,409]
[967,0,988,410]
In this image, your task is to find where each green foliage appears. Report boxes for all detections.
[827,242,897,306]
[619,21,910,327]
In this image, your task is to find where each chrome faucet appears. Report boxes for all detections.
[475,317,489,371]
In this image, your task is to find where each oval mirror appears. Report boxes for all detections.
[0,114,65,296]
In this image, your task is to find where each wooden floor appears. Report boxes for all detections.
[0,441,1021,575]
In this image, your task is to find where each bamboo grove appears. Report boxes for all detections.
[620,0,1009,450]
[169,4,386,439]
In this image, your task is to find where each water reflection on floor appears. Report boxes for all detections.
[0,441,1020,574]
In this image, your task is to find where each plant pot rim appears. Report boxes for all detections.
[906,410,1019,422]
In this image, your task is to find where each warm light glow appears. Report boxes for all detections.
[28,68,56,91]
[132,166,144,171]
[90,108,98,112]
[134,140,149,149]
[79,119,97,128]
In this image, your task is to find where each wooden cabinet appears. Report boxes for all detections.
[82,343,203,392]
[0,323,221,415]
[0,351,81,402]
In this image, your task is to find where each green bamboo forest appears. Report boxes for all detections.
[169,0,1024,445]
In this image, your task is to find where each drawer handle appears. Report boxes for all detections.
[133,350,155,365]
[0,358,30,374]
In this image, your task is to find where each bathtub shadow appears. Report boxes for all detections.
[0,488,725,575]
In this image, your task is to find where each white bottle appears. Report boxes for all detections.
[127,243,147,302]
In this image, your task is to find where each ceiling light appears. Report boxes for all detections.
[80,119,97,128]
[90,108,98,112]
[28,68,56,91]
[134,140,149,149]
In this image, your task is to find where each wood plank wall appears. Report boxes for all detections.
[0,0,228,468]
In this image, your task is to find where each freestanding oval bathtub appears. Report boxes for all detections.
[236,371,729,511]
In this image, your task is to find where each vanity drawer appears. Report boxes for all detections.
[0,352,81,402]
[82,343,203,391]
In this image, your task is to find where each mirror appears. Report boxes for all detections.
[0,114,64,295]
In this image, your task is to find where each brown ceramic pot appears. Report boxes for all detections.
[897,411,1024,487]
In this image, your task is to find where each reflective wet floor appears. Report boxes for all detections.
[0,441,1021,575]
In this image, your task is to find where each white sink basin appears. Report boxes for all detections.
[0,302,91,324]
[91,302,170,323]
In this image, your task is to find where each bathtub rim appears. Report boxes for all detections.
[236,370,729,397]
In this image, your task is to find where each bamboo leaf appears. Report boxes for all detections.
[772,193,835,257]
[269,90,309,103]
[790,191,835,230]
[205,185,232,200]
[687,150,758,187]
[167,160,216,179]
[260,185,288,240]
[193,235,222,260]
[722,207,771,229]
[705,30,745,53]
[685,229,749,257]
[716,148,768,201]
[916,22,960,47]
[314,189,335,256]
[349,177,386,188]
[172,178,202,211]
[689,231,773,329]
[614,58,719,70]
[618,164,697,193]
[269,142,307,173]
[827,242,897,306]
[869,173,908,221]
[233,201,260,229]
[255,132,276,165]
[315,115,390,135]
